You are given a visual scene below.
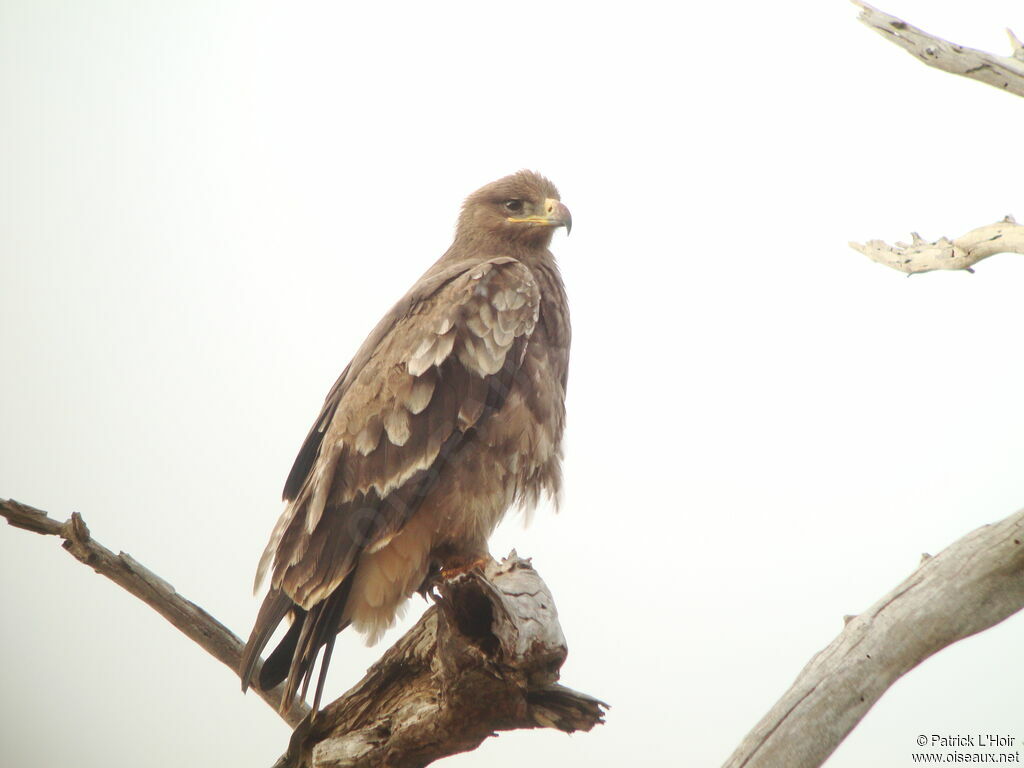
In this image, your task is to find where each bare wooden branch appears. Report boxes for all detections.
[3,499,604,766]
[850,215,1022,274]
[0,498,309,727]
[853,2,1024,98]
[276,554,606,768]
[724,508,1024,768]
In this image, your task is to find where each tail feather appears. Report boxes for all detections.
[240,588,292,692]
[241,575,354,713]
[280,576,353,712]
[236,575,355,714]
[283,600,320,706]
[302,583,351,711]
[313,633,338,714]
[258,606,307,691]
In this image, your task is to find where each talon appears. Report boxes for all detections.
[416,562,442,599]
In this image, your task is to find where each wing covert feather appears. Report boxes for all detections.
[256,258,541,609]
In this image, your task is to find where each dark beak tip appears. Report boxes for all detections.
[557,201,572,236]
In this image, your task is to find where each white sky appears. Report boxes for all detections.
[2,1,1023,766]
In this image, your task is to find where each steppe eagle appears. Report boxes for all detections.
[240,170,572,713]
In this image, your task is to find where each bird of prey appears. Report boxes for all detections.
[240,170,572,713]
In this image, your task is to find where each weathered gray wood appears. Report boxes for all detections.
[276,554,606,768]
[854,2,1024,99]
[724,508,1024,768]
[1,498,308,726]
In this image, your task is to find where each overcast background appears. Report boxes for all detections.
[2,1,1023,766]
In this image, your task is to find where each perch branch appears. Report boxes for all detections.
[723,507,1024,768]
[853,2,1024,98]
[3,498,605,766]
[278,554,607,768]
[0,498,309,727]
[849,215,1022,274]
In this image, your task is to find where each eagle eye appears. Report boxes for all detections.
[503,199,524,213]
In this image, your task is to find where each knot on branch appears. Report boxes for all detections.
[60,512,93,560]
[435,553,567,688]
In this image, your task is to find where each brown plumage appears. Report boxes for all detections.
[239,170,572,713]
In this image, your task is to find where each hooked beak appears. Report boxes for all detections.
[507,198,573,236]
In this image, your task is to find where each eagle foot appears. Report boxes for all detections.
[439,554,491,582]
[414,554,489,600]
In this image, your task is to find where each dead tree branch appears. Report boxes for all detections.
[724,507,1024,768]
[853,2,1024,98]
[0,498,309,727]
[1,499,605,767]
[850,215,1023,274]
[282,555,607,768]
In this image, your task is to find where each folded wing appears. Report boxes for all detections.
[240,256,542,708]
